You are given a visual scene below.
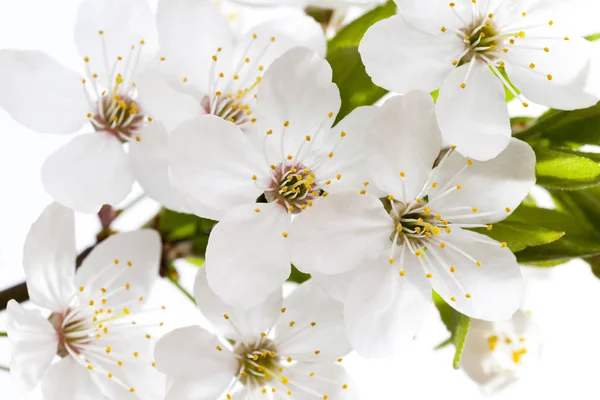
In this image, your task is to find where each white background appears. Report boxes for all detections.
[1,0,600,398]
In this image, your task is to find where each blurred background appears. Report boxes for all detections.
[1,0,600,398]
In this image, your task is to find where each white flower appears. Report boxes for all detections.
[132,0,326,212]
[462,309,542,395]
[360,0,599,161]
[154,268,355,400]
[6,202,164,399]
[0,0,159,213]
[169,47,378,309]
[289,91,536,357]
[227,0,386,10]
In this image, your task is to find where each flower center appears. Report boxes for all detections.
[91,90,144,141]
[235,339,281,386]
[385,197,446,249]
[462,22,500,61]
[488,334,529,371]
[265,163,319,214]
[201,93,255,128]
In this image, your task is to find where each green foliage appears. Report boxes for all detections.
[328,0,396,52]
[327,1,395,122]
[328,48,387,122]
[517,103,600,147]
[156,209,216,255]
[287,266,311,284]
[507,206,600,264]
[433,292,471,369]
[472,221,564,253]
[534,146,600,190]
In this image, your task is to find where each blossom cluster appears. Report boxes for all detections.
[1,0,594,398]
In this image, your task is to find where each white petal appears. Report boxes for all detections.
[275,280,351,362]
[156,0,233,93]
[6,301,58,390]
[136,70,205,131]
[436,62,511,161]
[255,47,340,158]
[194,266,283,342]
[75,230,161,310]
[286,363,356,400]
[41,356,104,400]
[393,0,472,33]
[367,92,442,201]
[344,253,432,358]
[426,228,522,321]
[289,191,392,275]
[129,122,185,211]
[311,269,360,303]
[249,10,326,59]
[313,106,380,192]
[359,15,463,93]
[169,115,266,219]
[154,326,237,396]
[41,132,134,213]
[74,0,158,87]
[206,202,291,309]
[506,36,599,110]
[0,50,88,134]
[23,202,76,311]
[89,336,165,400]
[429,138,536,224]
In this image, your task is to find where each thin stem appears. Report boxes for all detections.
[0,332,7,337]
[168,277,195,304]
[0,365,9,373]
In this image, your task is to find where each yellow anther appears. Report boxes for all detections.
[360,189,366,195]
[456,184,462,190]
[389,258,395,265]
[487,224,493,230]
[440,242,446,249]
[415,250,422,256]
[501,242,507,248]
[340,131,346,137]
[216,346,222,351]
[282,232,288,238]
[460,83,467,89]
[284,121,290,127]
[529,63,536,69]
[472,207,478,213]
[426,273,432,279]
[547,74,553,81]
[449,266,456,273]
[505,207,511,212]
[450,296,456,302]
[476,261,482,267]
[465,293,472,298]
[441,26,447,32]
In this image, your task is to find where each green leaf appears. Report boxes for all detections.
[505,206,600,263]
[586,33,600,41]
[287,266,311,284]
[328,46,387,122]
[433,292,471,368]
[327,0,396,52]
[157,208,216,242]
[185,257,205,267]
[472,221,564,252]
[452,315,471,369]
[552,186,600,230]
[516,102,600,146]
[534,146,600,190]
